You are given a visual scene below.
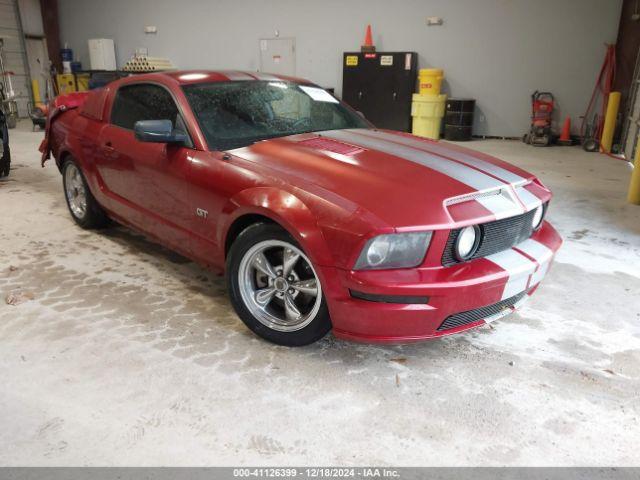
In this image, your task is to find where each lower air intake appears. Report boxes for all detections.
[437,291,528,331]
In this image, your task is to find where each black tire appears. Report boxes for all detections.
[0,148,9,177]
[0,119,10,178]
[62,158,109,229]
[226,223,332,346]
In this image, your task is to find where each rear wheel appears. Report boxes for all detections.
[62,159,109,228]
[226,223,331,346]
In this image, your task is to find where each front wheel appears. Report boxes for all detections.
[226,223,331,346]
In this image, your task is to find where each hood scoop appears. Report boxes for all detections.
[297,137,364,156]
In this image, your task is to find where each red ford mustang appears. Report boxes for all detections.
[40,70,562,346]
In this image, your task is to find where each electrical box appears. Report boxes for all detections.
[342,51,418,132]
[88,38,116,71]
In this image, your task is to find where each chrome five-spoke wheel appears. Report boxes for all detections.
[238,240,322,332]
[61,158,109,229]
[227,222,331,345]
[64,162,87,219]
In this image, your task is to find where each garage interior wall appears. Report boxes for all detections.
[56,0,622,137]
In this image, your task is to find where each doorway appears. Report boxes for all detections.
[259,38,295,76]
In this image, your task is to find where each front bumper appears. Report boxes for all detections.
[320,221,562,344]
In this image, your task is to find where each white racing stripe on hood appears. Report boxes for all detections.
[323,130,504,192]
[476,191,527,220]
[515,185,543,211]
[356,129,527,185]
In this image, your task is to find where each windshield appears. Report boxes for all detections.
[182,81,369,150]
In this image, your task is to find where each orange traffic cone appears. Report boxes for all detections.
[361,25,375,53]
[558,116,572,146]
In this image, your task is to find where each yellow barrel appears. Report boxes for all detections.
[411,93,447,140]
[628,138,640,205]
[601,91,621,153]
[419,68,444,95]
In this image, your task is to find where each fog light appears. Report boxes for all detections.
[455,225,480,260]
[532,205,544,230]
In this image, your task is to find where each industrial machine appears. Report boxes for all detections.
[523,91,554,147]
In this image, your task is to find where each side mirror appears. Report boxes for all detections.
[134,119,188,144]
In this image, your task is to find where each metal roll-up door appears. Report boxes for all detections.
[0,0,30,117]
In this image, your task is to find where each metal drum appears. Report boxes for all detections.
[444,98,475,141]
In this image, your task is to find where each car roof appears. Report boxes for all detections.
[128,70,316,86]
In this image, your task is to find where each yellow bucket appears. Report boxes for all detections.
[412,93,446,140]
[419,68,444,95]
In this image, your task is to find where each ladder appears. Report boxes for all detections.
[621,46,640,162]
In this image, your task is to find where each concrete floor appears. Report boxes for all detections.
[1,121,639,466]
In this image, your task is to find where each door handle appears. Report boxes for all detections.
[358,91,363,100]
[393,92,397,101]
[103,141,115,153]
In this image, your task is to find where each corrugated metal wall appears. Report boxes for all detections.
[0,0,30,116]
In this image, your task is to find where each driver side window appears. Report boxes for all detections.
[111,84,179,130]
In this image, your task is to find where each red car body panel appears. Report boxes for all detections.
[40,70,562,343]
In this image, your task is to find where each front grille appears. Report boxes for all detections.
[442,208,540,266]
[437,291,527,331]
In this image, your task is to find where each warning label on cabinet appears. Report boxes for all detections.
[380,55,393,66]
[345,55,358,66]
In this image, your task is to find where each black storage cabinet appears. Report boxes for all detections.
[341,52,417,132]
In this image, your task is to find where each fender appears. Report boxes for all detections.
[39,92,90,167]
[220,187,335,267]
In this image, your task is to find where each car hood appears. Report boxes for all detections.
[228,128,551,229]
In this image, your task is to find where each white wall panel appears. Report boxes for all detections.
[57,0,623,137]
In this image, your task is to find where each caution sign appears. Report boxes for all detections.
[380,55,393,66]
[345,55,358,66]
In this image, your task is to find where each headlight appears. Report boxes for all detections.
[531,204,544,230]
[455,225,480,261]
[354,232,432,270]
